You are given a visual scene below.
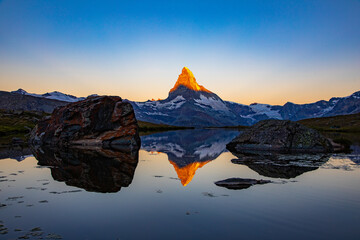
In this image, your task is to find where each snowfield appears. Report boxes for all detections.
[194,95,229,111]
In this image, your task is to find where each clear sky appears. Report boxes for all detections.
[0,0,359,105]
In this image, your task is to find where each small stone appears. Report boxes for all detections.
[18,235,30,239]
[30,231,43,236]
[31,227,42,232]
[45,233,62,239]
[6,196,23,201]
[215,178,271,190]
[202,192,216,197]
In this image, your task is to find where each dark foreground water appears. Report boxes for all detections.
[0,129,360,240]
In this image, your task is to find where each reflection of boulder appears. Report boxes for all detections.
[31,146,139,193]
[141,129,239,186]
[215,178,271,190]
[231,152,330,179]
[227,120,333,153]
[0,147,32,161]
[30,96,140,151]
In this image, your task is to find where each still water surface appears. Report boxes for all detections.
[0,129,359,239]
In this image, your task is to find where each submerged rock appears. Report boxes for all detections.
[30,96,140,151]
[215,178,271,190]
[227,119,333,153]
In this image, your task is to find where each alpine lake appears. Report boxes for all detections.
[0,129,359,240]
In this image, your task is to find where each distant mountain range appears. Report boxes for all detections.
[129,67,360,126]
[0,89,94,113]
[11,88,87,102]
[1,67,359,126]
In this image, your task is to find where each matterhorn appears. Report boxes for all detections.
[129,67,253,126]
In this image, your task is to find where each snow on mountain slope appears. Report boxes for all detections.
[41,91,85,102]
[135,95,186,110]
[11,89,85,102]
[249,103,282,119]
[194,94,229,112]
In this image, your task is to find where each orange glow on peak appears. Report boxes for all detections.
[169,160,211,186]
[169,67,212,93]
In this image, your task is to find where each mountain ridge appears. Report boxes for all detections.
[11,88,87,102]
[1,67,359,125]
[130,67,360,126]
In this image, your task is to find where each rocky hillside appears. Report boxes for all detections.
[298,113,360,132]
[0,91,68,113]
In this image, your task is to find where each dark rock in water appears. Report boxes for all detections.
[231,152,330,179]
[31,146,139,193]
[227,119,333,153]
[30,96,140,151]
[215,178,271,190]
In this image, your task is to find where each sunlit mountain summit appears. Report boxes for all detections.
[170,67,212,93]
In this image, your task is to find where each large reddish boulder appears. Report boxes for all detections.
[30,96,140,151]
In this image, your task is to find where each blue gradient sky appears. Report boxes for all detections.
[0,0,359,104]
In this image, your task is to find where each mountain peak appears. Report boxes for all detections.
[169,67,212,93]
[12,88,28,95]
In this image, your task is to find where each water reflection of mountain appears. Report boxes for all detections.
[31,146,139,193]
[141,129,239,186]
[231,152,330,179]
